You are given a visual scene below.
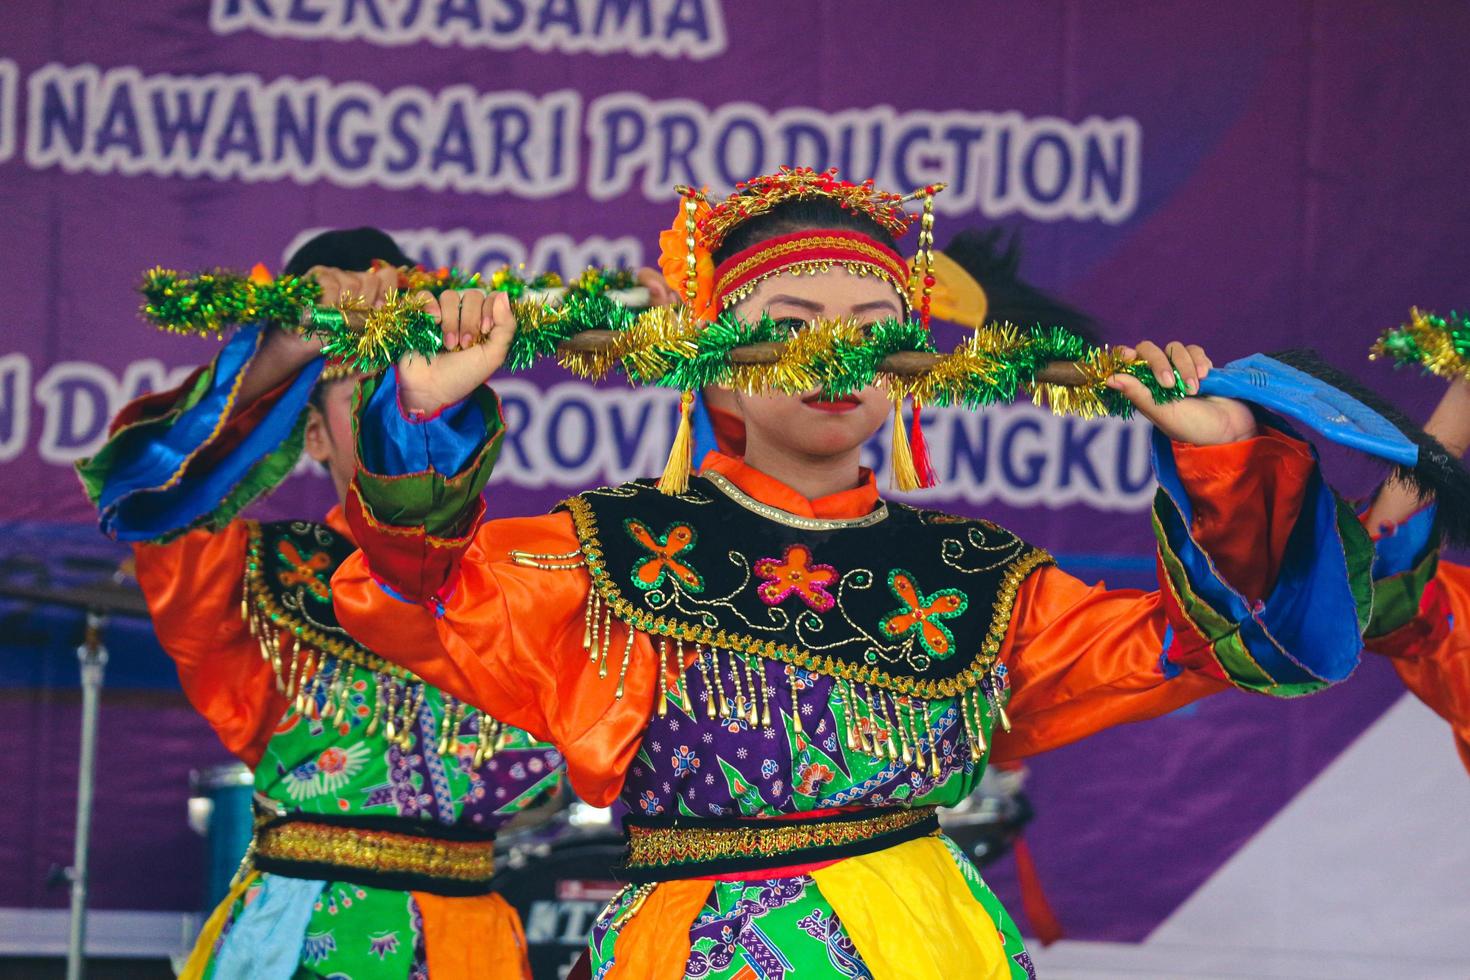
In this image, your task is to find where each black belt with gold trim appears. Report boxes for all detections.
[620,806,939,882]
[253,814,496,896]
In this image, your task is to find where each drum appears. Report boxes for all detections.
[493,810,625,980]
[188,763,254,911]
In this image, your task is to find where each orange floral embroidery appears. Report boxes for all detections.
[795,761,835,796]
[626,519,705,593]
[754,544,837,612]
[277,540,332,602]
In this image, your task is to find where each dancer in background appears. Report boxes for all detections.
[1363,374,1470,772]
[331,169,1383,979]
[78,229,561,979]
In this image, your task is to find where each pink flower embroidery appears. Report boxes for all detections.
[754,544,837,612]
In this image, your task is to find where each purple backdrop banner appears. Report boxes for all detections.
[2,0,1469,946]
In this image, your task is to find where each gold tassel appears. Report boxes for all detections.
[657,389,696,495]
[889,395,921,492]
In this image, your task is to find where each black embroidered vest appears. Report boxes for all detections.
[560,474,1052,702]
[242,519,502,760]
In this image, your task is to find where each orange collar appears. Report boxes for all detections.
[698,452,879,520]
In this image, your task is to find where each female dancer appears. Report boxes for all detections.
[79,229,561,979]
[332,173,1376,979]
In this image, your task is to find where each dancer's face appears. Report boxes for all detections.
[730,267,896,461]
[304,377,360,506]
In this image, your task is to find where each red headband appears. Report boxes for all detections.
[712,229,912,313]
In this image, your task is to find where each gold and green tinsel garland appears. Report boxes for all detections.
[528,300,1183,419]
[1372,307,1470,383]
[138,268,1186,419]
[140,267,326,337]
[306,290,1182,419]
[138,264,636,338]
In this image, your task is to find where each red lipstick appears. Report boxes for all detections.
[803,392,861,414]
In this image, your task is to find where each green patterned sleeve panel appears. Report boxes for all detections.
[1364,504,1441,641]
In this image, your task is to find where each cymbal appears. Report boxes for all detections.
[0,579,151,618]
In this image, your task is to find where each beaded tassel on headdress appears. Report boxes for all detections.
[892,185,942,490]
[890,394,922,492]
[657,188,708,494]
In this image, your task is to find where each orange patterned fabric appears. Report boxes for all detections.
[627,521,702,591]
[994,431,1313,760]
[334,435,1314,796]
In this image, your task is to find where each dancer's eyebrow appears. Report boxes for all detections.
[850,299,901,316]
[764,295,825,314]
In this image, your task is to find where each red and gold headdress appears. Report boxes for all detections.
[656,166,946,493]
[659,167,944,326]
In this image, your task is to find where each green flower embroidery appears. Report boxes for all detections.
[625,519,705,593]
[878,568,968,659]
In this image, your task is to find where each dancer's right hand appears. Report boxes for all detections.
[263,265,400,368]
[396,289,517,417]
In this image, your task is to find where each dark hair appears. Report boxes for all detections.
[308,379,333,411]
[283,227,415,277]
[941,227,1101,345]
[712,197,900,266]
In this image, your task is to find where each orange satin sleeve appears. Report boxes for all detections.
[1167,428,1313,603]
[991,565,1231,762]
[333,511,659,806]
[1380,562,1470,773]
[133,522,287,768]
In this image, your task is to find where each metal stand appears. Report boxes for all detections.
[66,611,108,980]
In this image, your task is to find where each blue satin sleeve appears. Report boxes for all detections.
[1371,503,1438,579]
[94,325,321,542]
[356,367,488,478]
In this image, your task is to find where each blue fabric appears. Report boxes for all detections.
[1158,624,1182,678]
[690,390,721,468]
[211,874,325,979]
[1371,503,1438,579]
[98,325,322,541]
[376,576,447,617]
[1198,355,1418,468]
[1153,426,1362,686]
[358,366,487,477]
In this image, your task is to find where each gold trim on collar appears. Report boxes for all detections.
[702,471,890,531]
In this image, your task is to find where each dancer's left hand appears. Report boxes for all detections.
[637,267,678,306]
[1110,340,1257,446]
